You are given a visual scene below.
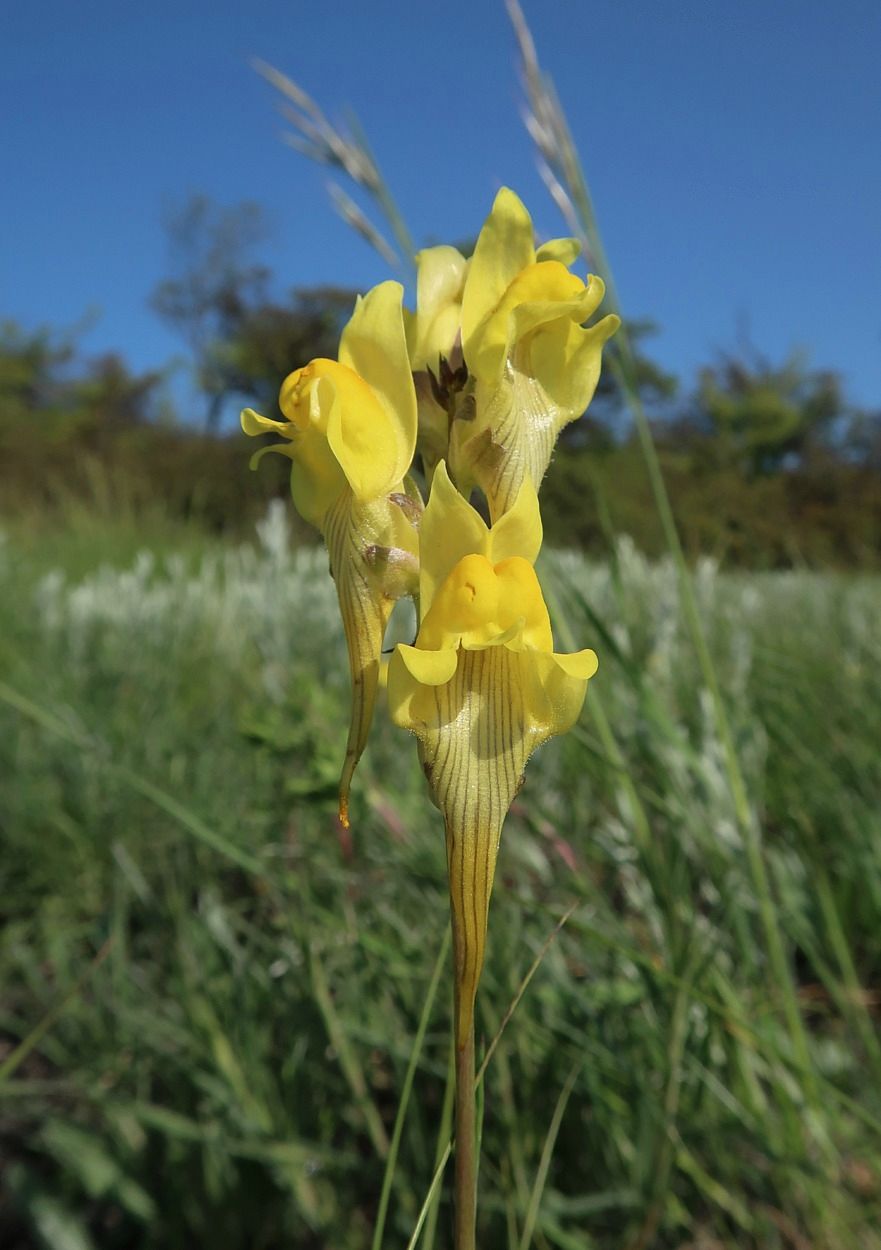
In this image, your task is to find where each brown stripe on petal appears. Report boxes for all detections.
[414,647,530,1049]
[469,365,565,523]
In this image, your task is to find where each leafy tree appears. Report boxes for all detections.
[0,320,74,428]
[206,286,358,416]
[0,321,163,443]
[843,405,881,471]
[151,195,356,426]
[151,196,270,429]
[694,346,847,475]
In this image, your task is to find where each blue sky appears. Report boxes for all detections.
[3,0,880,412]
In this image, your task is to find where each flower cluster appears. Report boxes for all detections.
[243,187,619,1047]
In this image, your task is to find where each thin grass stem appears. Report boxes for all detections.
[507,0,817,1114]
[406,904,577,1246]
[309,942,390,1160]
[0,937,114,1085]
[372,925,451,1250]
[517,1062,580,1250]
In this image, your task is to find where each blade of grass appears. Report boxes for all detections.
[0,681,265,876]
[476,902,576,1086]
[0,679,88,747]
[482,1001,531,1226]
[812,862,881,1082]
[309,940,390,1160]
[541,579,650,855]
[254,60,415,274]
[517,1063,580,1250]
[116,767,263,876]
[372,925,451,1250]
[421,1036,456,1250]
[407,904,578,1247]
[0,938,114,1085]
[507,0,816,1118]
[626,955,696,1250]
[407,1142,452,1250]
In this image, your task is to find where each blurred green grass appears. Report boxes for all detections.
[2,508,881,1249]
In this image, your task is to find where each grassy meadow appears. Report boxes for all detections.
[2,505,880,1249]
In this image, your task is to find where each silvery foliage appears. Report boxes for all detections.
[19,515,877,895]
[31,502,341,702]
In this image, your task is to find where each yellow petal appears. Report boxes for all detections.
[529,310,620,426]
[410,245,468,370]
[248,441,295,471]
[465,261,591,384]
[509,269,605,349]
[397,643,459,686]
[337,281,416,490]
[453,312,619,520]
[242,400,345,530]
[289,422,348,529]
[462,618,526,651]
[276,353,416,509]
[418,553,501,650]
[387,644,454,740]
[550,648,599,680]
[535,237,582,266]
[279,361,333,432]
[416,246,468,316]
[323,380,398,504]
[449,375,546,521]
[493,558,553,651]
[487,474,543,568]
[417,461,490,615]
[415,547,557,663]
[518,648,597,744]
[417,464,544,628]
[460,188,535,352]
[241,407,290,437]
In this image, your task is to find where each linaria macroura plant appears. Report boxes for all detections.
[243,186,618,1249]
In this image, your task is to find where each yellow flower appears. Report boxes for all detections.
[387,462,597,1048]
[242,280,420,827]
[407,245,469,373]
[405,245,470,483]
[452,187,620,519]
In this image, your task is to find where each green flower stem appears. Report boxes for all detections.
[453,1015,477,1250]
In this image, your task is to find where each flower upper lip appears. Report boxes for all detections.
[241,281,418,519]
